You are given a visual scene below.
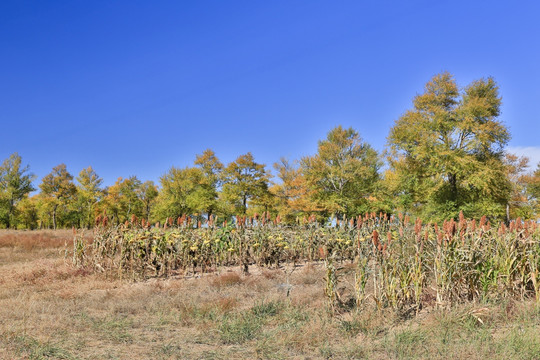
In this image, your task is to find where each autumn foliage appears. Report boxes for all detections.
[1,73,540,230]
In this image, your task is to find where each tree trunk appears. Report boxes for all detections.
[448,173,458,204]
[52,204,58,230]
[7,198,14,229]
[6,210,11,229]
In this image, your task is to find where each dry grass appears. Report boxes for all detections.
[0,230,539,359]
[210,272,244,288]
[0,229,74,250]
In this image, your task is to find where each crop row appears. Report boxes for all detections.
[72,213,540,311]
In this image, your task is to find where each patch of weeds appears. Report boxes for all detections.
[319,341,366,360]
[502,326,540,359]
[12,335,75,359]
[199,350,223,360]
[319,342,334,359]
[513,303,540,326]
[462,312,489,332]
[157,341,183,356]
[255,335,285,360]
[339,318,367,337]
[340,312,388,339]
[341,344,367,359]
[90,315,134,343]
[219,313,262,344]
[386,329,428,359]
[434,308,494,351]
[433,311,458,347]
[276,305,310,330]
[193,306,220,321]
[74,311,90,324]
[154,309,179,327]
[70,336,88,352]
[251,300,282,319]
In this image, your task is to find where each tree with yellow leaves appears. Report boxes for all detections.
[387,72,511,220]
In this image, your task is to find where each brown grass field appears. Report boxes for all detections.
[0,230,539,359]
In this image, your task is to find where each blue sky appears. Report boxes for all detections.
[1,1,539,187]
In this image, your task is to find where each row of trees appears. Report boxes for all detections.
[1,72,539,229]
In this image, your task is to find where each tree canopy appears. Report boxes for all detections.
[386,72,512,220]
[39,164,77,229]
[220,153,271,215]
[0,153,35,228]
[2,72,539,229]
[301,126,381,217]
[76,166,104,228]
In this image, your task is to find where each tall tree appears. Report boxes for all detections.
[153,167,206,220]
[528,164,540,197]
[194,149,223,217]
[76,166,104,228]
[39,164,76,229]
[301,126,381,217]
[16,195,38,229]
[221,153,271,215]
[35,194,56,229]
[138,180,158,222]
[272,157,321,221]
[524,163,540,219]
[0,153,35,228]
[103,176,143,224]
[195,149,223,187]
[504,154,532,220]
[387,72,511,219]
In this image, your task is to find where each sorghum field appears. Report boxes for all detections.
[1,213,540,359]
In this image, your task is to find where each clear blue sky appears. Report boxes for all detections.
[1,1,539,187]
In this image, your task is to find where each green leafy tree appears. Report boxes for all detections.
[387,72,511,220]
[194,149,223,217]
[16,195,38,229]
[153,167,206,220]
[76,166,104,228]
[103,176,143,224]
[139,180,158,222]
[301,126,381,217]
[221,153,271,215]
[504,154,533,220]
[39,164,77,229]
[0,153,35,228]
[529,164,540,197]
[195,149,223,187]
[524,163,540,219]
[35,194,56,229]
